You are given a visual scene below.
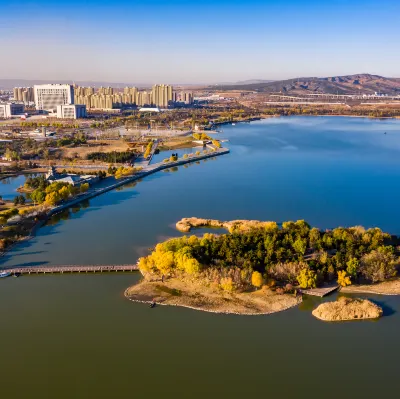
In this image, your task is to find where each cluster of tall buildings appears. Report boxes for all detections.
[174,91,194,104]
[13,87,34,104]
[8,83,194,118]
[74,84,179,109]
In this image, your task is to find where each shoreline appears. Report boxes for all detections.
[124,290,302,316]
[124,277,302,316]
[0,148,229,260]
[341,279,400,296]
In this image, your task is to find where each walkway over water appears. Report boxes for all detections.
[2,264,139,275]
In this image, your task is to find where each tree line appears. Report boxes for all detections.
[138,220,399,291]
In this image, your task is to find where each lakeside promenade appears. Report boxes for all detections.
[47,147,230,217]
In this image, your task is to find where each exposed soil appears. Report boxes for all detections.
[312,297,383,322]
[125,276,301,315]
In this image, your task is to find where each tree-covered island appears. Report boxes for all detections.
[125,218,400,315]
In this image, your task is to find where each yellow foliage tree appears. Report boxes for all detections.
[337,270,351,287]
[220,277,235,292]
[152,250,175,275]
[184,258,201,274]
[59,186,70,200]
[251,271,263,288]
[212,140,221,148]
[45,191,61,206]
[138,257,155,273]
[297,268,317,289]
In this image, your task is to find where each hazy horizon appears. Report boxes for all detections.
[1,0,399,83]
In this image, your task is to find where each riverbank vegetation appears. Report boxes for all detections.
[129,218,400,315]
[140,219,399,291]
[143,141,154,159]
[87,151,134,163]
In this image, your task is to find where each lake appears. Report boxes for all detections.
[1,116,400,398]
[0,174,42,201]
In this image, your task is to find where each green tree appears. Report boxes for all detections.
[293,238,307,257]
[346,258,359,278]
[30,189,46,204]
[80,183,89,193]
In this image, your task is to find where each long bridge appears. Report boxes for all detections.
[2,264,139,275]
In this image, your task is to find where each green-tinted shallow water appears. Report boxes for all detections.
[1,116,400,398]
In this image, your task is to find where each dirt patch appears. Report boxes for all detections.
[312,297,383,322]
[125,276,301,315]
[341,279,400,295]
[176,217,277,233]
[62,139,130,159]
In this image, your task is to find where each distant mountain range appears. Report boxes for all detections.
[2,74,400,95]
[215,74,400,95]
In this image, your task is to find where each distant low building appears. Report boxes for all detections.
[0,103,25,118]
[56,104,87,119]
[138,107,161,113]
[46,166,98,186]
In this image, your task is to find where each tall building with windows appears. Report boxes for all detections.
[34,84,74,111]
[151,84,173,107]
[13,87,34,103]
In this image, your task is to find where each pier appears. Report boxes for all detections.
[2,264,139,275]
[301,284,339,297]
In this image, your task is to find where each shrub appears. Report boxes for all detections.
[269,262,306,284]
[220,277,235,292]
[0,208,19,224]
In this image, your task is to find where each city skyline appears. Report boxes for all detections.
[1,0,399,83]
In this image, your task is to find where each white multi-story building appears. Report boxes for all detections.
[0,103,25,118]
[34,84,74,111]
[56,104,87,119]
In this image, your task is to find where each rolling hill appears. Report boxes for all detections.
[215,74,400,95]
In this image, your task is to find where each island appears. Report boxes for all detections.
[312,297,383,321]
[125,218,400,315]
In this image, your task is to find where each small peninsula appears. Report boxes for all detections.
[126,218,400,316]
[312,297,383,321]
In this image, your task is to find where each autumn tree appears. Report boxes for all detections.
[251,271,263,288]
[337,270,351,287]
[297,268,317,289]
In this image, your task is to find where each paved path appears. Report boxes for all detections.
[49,147,230,216]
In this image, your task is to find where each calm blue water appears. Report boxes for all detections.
[1,116,400,398]
[0,173,42,201]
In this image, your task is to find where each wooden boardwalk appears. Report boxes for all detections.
[1,264,139,275]
[301,284,339,297]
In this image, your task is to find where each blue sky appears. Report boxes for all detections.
[1,0,399,83]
